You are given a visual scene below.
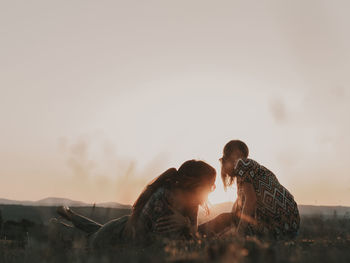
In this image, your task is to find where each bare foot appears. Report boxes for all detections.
[57,206,73,221]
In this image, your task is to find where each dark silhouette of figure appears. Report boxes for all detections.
[49,160,216,249]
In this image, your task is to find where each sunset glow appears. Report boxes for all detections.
[208,180,237,205]
[1,1,350,206]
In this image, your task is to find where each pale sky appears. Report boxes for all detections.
[1,1,349,206]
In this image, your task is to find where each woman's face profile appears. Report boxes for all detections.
[220,150,242,174]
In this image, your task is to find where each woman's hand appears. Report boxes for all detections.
[155,206,191,233]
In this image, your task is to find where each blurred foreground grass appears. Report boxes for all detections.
[1,215,350,263]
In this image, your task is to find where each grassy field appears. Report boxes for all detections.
[0,213,350,263]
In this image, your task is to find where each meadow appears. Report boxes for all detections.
[0,205,349,263]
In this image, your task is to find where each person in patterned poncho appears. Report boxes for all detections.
[216,140,300,240]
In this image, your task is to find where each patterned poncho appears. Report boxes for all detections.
[234,158,300,239]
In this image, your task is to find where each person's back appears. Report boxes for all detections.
[137,187,193,239]
[51,182,200,249]
[234,158,300,239]
[49,160,216,249]
[92,161,215,248]
[218,139,300,240]
[90,186,182,248]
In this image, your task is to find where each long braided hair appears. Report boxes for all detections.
[125,160,216,237]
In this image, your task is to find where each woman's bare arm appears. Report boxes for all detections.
[236,182,257,235]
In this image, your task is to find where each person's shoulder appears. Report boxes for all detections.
[149,187,168,202]
[142,187,165,209]
[142,187,170,217]
[234,158,257,178]
[246,158,260,165]
[235,158,257,169]
[151,187,175,207]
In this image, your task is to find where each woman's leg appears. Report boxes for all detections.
[90,215,130,249]
[57,206,102,234]
[69,209,103,234]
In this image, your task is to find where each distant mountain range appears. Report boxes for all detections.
[0,198,349,226]
[1,197,349,218]
[0,197,131,209]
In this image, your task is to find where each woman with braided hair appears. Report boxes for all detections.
[48,160,216,249]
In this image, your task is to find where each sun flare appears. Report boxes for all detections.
[208,178,237,204]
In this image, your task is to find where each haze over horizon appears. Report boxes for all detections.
[1,1,350,206]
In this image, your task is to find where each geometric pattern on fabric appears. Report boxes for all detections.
[234,158,300,239]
